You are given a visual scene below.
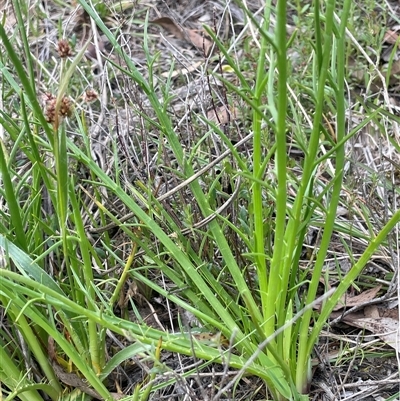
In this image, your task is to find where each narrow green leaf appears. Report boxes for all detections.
[0,146,27,250]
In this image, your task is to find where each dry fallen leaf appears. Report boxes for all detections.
[150,17,185,40]
[151,16,213,55]
[187,29,213,56]
[207,105,239,125]
[333,285,382,311]
[384,29,400,45]
[342,305,400,353]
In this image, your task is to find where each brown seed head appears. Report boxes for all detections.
[81,88,98,103]
[59,95,73,118]
[57,39,73,58]
[42,92,57,123]
[42,93,73,124]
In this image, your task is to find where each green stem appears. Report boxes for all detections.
[252,0,272,333]
[69,183,101,373]
[296,0,351,392]
[266,0,288,351]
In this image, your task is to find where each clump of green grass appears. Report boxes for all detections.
[1,0,399,400]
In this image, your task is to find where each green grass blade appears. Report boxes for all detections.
[0,145,27,250]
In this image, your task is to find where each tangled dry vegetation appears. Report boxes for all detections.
[1,0,400,400]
